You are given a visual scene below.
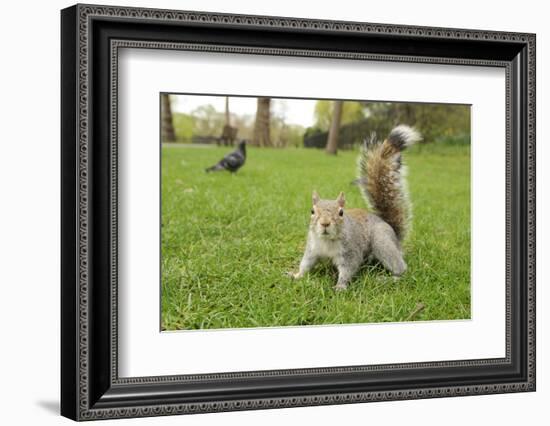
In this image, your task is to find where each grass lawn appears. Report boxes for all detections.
[161,143,471,330]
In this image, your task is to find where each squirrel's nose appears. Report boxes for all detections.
[320,222,330,228]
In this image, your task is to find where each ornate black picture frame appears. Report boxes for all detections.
[61,3,536,421]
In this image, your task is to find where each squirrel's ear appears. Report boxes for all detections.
[337,192,345,207]
[312,190,320,205]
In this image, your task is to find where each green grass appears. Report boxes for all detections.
[161,143,471,330]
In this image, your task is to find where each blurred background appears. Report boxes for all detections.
[161,94,470,152]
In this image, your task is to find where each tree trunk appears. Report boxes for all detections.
[325,100,343,155]
[161,94,176,142]
[225,96,231,126]
[253,97,271,147]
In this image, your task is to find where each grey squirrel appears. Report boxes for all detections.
[289,125,421,291]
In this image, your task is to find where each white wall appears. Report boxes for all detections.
[0,0,546,424]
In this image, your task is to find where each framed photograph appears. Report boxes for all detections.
[61,4,536,421]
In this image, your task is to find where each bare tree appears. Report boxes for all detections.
[252,97,271,147]
[325,100,344,155]
[220,96,238,146]
[225,96,230,126]
[161,94,176,142]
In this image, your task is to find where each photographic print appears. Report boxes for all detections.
[61,5,535,419]
[160,94,471,331]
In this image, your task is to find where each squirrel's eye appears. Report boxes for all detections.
[339,209,344,217]
[311,209,315,215]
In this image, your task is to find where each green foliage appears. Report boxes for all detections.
[364,102,470,144]
[285,124,307,148]
[172,112,194,142]
[313,100,366,131]
[231,114,255,140]
[192,104,225,137]
[305,101,471,148]
[303,126,324,139]
[161,143,471,330]
[270,115,305,148]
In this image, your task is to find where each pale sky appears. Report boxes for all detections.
[173,95,317,128]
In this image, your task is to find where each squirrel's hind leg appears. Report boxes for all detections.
[371,226,407,277]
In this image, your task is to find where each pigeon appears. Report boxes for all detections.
[205,140,247,174]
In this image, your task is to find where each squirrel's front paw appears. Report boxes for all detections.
[334,283,348,292]
[286,271,303,280]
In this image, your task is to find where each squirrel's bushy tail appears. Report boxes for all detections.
[357,125,421,240]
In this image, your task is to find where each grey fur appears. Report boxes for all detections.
[289,126,417,290]
[290,208,406,290]
[387,124,422,150]
[357,125,419,240]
